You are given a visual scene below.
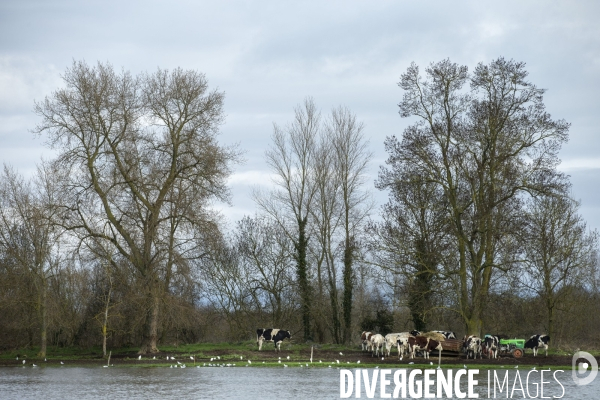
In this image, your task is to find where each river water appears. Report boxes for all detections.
[0,366,597,399]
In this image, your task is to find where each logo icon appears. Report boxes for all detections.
[572,351,598,386]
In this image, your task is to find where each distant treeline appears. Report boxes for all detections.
[0,58,598,356]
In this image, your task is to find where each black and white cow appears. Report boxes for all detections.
[483,335,499,359]
[433,330,457,340]
[524,334,550,357]
[256,328,292,352]
[409,330,421,337]
[463,335,482,359]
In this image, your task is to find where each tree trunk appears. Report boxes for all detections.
[342,238,353,344]
[295,217,312,342]
[139,293,160,354]
[38,280,47,358]
[465,317,482,337]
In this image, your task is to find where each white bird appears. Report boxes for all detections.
[430,362,433,365]
[138,355,141,360]
[217,356,220,360]
[171,356,176,360]
[399,357,403,361]
[240,356,243,360]
[170,365,173,368]
[287,356,290,360]
[357,361,361,364]
[514,366,519,369]
[278,360,281,363]
[284,364,288,368]
[181,364,186,368]
[153,356,156,360]
[500,366,504,368]
[336,360,340,364]
[22,360,25,365]
[278,357,281,360]
[319,360,322,363]
[437,366,441,370]
[248,360,251,364]
[409,362,414,365]
[382,357,384,361]
[531,366,536,370]
[262,361,265,364]
[347,361,350,364]
[305,363,308,367]
[60,361,64,365]
[375,366,379,369]
[210,358,214,361]
[340,352,344,356]
[203,363,206,366]
[177,361,182,365]
[32,364,37,367]
[104,365,109,368]
[463,365,468,369]
[190,356,194,360]
[328,365,332,368]
[44,358,47,362]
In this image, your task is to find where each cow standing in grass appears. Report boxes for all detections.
[256,329,291,352]
[524,334,550,356]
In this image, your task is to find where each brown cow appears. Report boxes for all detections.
[360,331,373,351]
[407,336,443,359]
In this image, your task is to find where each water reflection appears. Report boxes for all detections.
[0,366,596,399]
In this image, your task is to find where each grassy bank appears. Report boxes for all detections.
[1,341,594,370]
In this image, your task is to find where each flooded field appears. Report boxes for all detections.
[0,366,597,399]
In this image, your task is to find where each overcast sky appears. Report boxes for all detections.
[1,0,599,232]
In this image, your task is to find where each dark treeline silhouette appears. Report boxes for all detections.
[0,59,598,356]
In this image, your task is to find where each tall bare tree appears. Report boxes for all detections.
[254,98,320,341]
[34,61,238,353]
[327,107,372,343]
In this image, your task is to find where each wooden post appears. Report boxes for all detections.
[310,346,313,363]
[107,351,111,367]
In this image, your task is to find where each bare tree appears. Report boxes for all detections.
[254,98,320,341]
[328,107,373,343]
[310,134,343,342]
[0,163,63,357]
[235,215,296,327]
[34,61,238,353]
[521,194,599,342]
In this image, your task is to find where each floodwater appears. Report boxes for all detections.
[0,366,597,399]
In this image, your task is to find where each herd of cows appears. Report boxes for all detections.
[360,331,551,360]
[255,328,551,361]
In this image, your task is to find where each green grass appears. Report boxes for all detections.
[0,341,590,371]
